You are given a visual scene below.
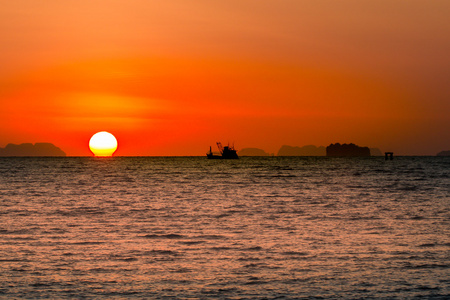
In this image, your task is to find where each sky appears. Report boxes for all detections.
[1,0,449,156]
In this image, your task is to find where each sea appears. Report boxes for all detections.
[0,156,449,299]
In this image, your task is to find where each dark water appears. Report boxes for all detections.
[0,156,449,299]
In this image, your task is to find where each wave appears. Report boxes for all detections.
[140,233,185,239]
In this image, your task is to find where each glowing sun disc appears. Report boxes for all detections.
[89,131,118,157]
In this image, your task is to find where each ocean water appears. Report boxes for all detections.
[0,156,449,299]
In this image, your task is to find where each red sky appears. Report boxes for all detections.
[1,0,449,156]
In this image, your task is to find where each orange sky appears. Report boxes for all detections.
[1,1,449,155]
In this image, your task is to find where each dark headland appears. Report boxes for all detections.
[237,144,382,157]
[369,148,383,156]
[437,150,450,156]
[238,148,272,156]
[0,143,66,156]
[277,145,326,156]
[326,143,370,157]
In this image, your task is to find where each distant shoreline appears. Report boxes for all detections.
[1,155,444,158]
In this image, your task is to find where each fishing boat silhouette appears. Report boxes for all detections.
[206,142,238,159]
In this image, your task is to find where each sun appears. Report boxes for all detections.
[89,131,118,157]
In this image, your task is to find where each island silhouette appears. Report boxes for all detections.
[437,150,450,156]
[238,148,272,156]
[0,143,66,156]
[369,148,383,156]
[238,145,382,156]
[326,143,370,157]
[277,145,326,156]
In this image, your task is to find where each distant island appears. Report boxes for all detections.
[326,143,370,157]
[277,145,326,156]
[276,145,382,156]
[0,143,66,156]
[369,148,383,156]
[238,144,382,157]
[437,150,450,156]
[238,148,272,156]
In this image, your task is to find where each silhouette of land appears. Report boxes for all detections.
[275,145,381,156]
[238,148,271,156]
[370,148,383,156]
[326,143,370,157]
[0,143,66,156]
[437,150,450,156]
[277,145,326,156]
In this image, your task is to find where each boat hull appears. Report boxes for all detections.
[206,154,238,159]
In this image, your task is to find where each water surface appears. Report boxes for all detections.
[0,157,449,298]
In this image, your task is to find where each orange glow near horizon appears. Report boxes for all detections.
[89,131,118,157]
[0,1,449,156]
[0,56,445,156]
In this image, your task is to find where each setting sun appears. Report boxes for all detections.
[89,131,118,157]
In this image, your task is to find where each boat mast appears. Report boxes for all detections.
[216,142,224,154]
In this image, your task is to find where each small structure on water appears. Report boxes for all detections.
[385,152,394,160]
[207,142,239,159]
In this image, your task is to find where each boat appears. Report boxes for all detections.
[207,142,239,159]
